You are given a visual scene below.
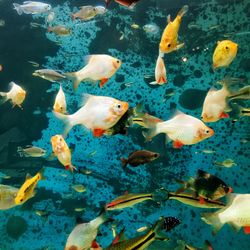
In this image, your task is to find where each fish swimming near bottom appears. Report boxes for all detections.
[105,217,169,250]
[164,189,225,209]
[0,185,19,210]
[201,193,250,235]
[17,145,46,158]
[121,150,160,168]
[65,210,109,250]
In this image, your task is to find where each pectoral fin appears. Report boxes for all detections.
[176,43,185,50]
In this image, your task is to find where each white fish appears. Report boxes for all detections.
[142,111,214,148]
[202,194,250,235]
[95,6,107,15]
[0,185,19,210]
[46,11,55,23]
[0,82,26,108]
[53,85,67,114]
[64,54,122,90]
[13,1,51,15]
[150,55,167,85]
[54,94,128,136]
[65,212,108,250]
[143,23,159,35]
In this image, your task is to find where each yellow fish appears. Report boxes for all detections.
[159,5,188,54]
[50,135,77,172]
[15,169,45,205]
[212,40,238,69]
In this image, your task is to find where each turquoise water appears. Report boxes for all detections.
[0,0,249,249]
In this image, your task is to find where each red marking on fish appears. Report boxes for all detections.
[199,197,205,204]
[93,128,106,137]
[244,226,250,234]
[219,112,229,118]
[100,78,109,88]
[65,165,70,170]
[173,140,184,149]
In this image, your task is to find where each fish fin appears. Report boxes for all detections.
[153,217,169,241]
[173,140,184,149]
[112,227,125,245]
[17,147,24,157]
[175,43,185,50]
[46,153,57,161]
[120,158,128,168]
[93,128,106,137]
[244,226,250,234]
[219,112,229,118]
[0,92,8,105]
[100,78,109,88]
[177,5,189,18]
[53,111,73,136]
[158,76,167,84]
[228,222,241,232]
[91,240,100,248]
[167,14,171,23]
[203,240,213,250]
[13,3,23,15]
[63,72,82,91]
[199,197,205,204]
[229,85,250,100]
[142,127,157,141]
[149,81,158,85]
[201,212,223,235]
[163,217,181,232]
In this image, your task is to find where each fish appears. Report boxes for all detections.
[63,54,122,90]
[35,210,49,217]
[201,149,216,154]
[17,145,46,157]
[33,69,66,82]
[164,190,225,209]
[212,40,238,69]
[136,226,148,232]
[50,135,77,172]
[230,103,250,121]
[95,6,107,15]
[54,94,128,137]
[105,0,141,8]
[13,1,51,15]
[159,5,189,54]
[175,239,213,250]
[72,184,86,193]
[131,23,140,29]
[143,23,159,35]
[201,79,249,122]
[0,185,19,210]
[214,159,236,168]
[175,169,232,203]
[72,6,98,21]
[46,11,55,23]
[105,217,168,250]
[74,207,85,212]
[0,64,3,71]
[53,85,67,114]
[28,60,39,67]
[150,55,167,85]
[15,168,45,205]
[229,85,250,100]
[120,150,160,168]
[48,25,71,36]
[142,111,214,148]
[0,19,5,27]
[65,210,109,250]
[201,193,250,235]
[0,81,26,108]
[105,192,153,210]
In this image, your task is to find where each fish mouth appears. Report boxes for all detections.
[209,128,214,136]
[112,61,120,70]
[123,102,129,112]
[228,187,233,193]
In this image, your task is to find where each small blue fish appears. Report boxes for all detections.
[13,1,51,15]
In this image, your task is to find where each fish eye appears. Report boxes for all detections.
[60,107,63,110]
[205,130,210,134]
[225,46,229,50]
[20,198,23,202]
[116,60,120,64]
[167,43,171,48]
[117,104,121,109]
[154,153,158,157]
[59,137,62,141]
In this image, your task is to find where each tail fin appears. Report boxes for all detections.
[177,5,189,18]
[13,3,23,15]
[120,158,128,168]
[0,92,8,105]
[38,167,46,180]
[203,240,213,250]
[229,85,250,100]
[152,217,169,241]
[17,147,24,157]
[201,212,223,235]
[63,72,82,91]
[53,111,73,136]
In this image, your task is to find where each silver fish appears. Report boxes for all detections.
[33,69,66,82]
[13,2,51,15]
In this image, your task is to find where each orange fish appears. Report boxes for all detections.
[50,135,76,172]
[159,5,188,54]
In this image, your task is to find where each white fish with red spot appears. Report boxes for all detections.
[53,84,67,114]
[54,94,128,137]
[142,111,214,148]
[202,193,250,235]
[63,55,122,90]
[150,55,167,85]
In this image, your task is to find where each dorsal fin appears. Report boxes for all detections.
[169,109,185,119]
[81,93,94,107]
